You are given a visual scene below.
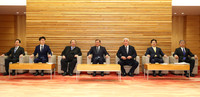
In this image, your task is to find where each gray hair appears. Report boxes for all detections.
[179,40,185,44]
[123,38,129,42]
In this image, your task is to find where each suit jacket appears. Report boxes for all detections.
[33,44,52,60]
[4,46,25,59]
[87,46,109,62]
[173,47,194,62]
[61,46,82,60]
[117,45,137,60]
[145,47,164,59]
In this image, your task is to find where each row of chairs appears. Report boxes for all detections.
[0,52,198,75]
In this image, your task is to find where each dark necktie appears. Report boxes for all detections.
[183,48,186,60]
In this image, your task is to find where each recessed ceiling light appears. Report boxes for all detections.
[16,12,19,14]
[174,13,177,14]
[181,13,184,15]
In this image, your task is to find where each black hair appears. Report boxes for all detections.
[15,39,21,43]
[151,39,157,43]
[39,36,46,41]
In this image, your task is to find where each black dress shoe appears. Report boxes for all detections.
[3,72,9,76]
[93,72,96,77]
[185,73,189,77]
[62,72,68,76]
[101,72,104,76]
[11,72,15,76]
[41,72,44,76]
[158,73,163,77]
[69,73,73,76]
[34,72,39,76]
[153,72,157,77]
[128,73,134,77]
[190,74,195,77]
[122,73,126,77]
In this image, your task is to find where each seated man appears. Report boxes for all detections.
[61,40,82,76]
[87,39,109,77]
[30,36,52,76]
[173,40,198,77]
[1,39,25,76]
[117,38,138,77]
[145,39,167,77]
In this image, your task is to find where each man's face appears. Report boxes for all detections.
[40,39,45,45]
[15,40,20,47]
[123,40,129,46]
[151,41,157,47]
[95,41,101,47]
[71,40,76,47]
[180,41,185,47]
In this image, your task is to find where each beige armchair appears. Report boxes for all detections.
[116,56,140,74]
[0,51,29,73]
[29,54,57,74]
[169,55,198,75]
[57,56,82,74]
[87,56,110,74]
[142,56,169,74]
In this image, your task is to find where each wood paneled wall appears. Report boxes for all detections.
[26,0,172,64]
[185,16,200,62]
[172,16,200,64]
[0,15,16,54]
[0,15,26,55]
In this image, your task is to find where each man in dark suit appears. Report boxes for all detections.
[87,39,109,76]
[61,40,82,76]
[1,39,25,76]
[145,39,168,77]
[173,40,198,77]
[30,36,52,76]
[117,38,138,77]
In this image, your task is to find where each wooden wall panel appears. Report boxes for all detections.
[172,16,185,52]
[0,15,16,55]
[26,0,172,64]
[185,16,200,64]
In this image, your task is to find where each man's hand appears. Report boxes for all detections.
[48,55,51,58]
[62,56,66,59]
[174,55,179,59]
[105,55,109,58]
[1,54,5,56]
[195,55,198,59]
[74,55,78,58]
[19,54,23,58]
[88,55,92,59]
[127,56,132,59]
[121,56,126,60]
[30,54,34,58]
[164,55,168,58]
[147,55,150,58]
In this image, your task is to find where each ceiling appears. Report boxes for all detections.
[0,6,200,16]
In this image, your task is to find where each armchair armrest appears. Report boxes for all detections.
[48,55,56,64]
[163,56,169,63]
[87,56,92,64]
[77,56,82,64]
[19,55,29,63]
[105,56,110,64]
[142,56,150,64]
